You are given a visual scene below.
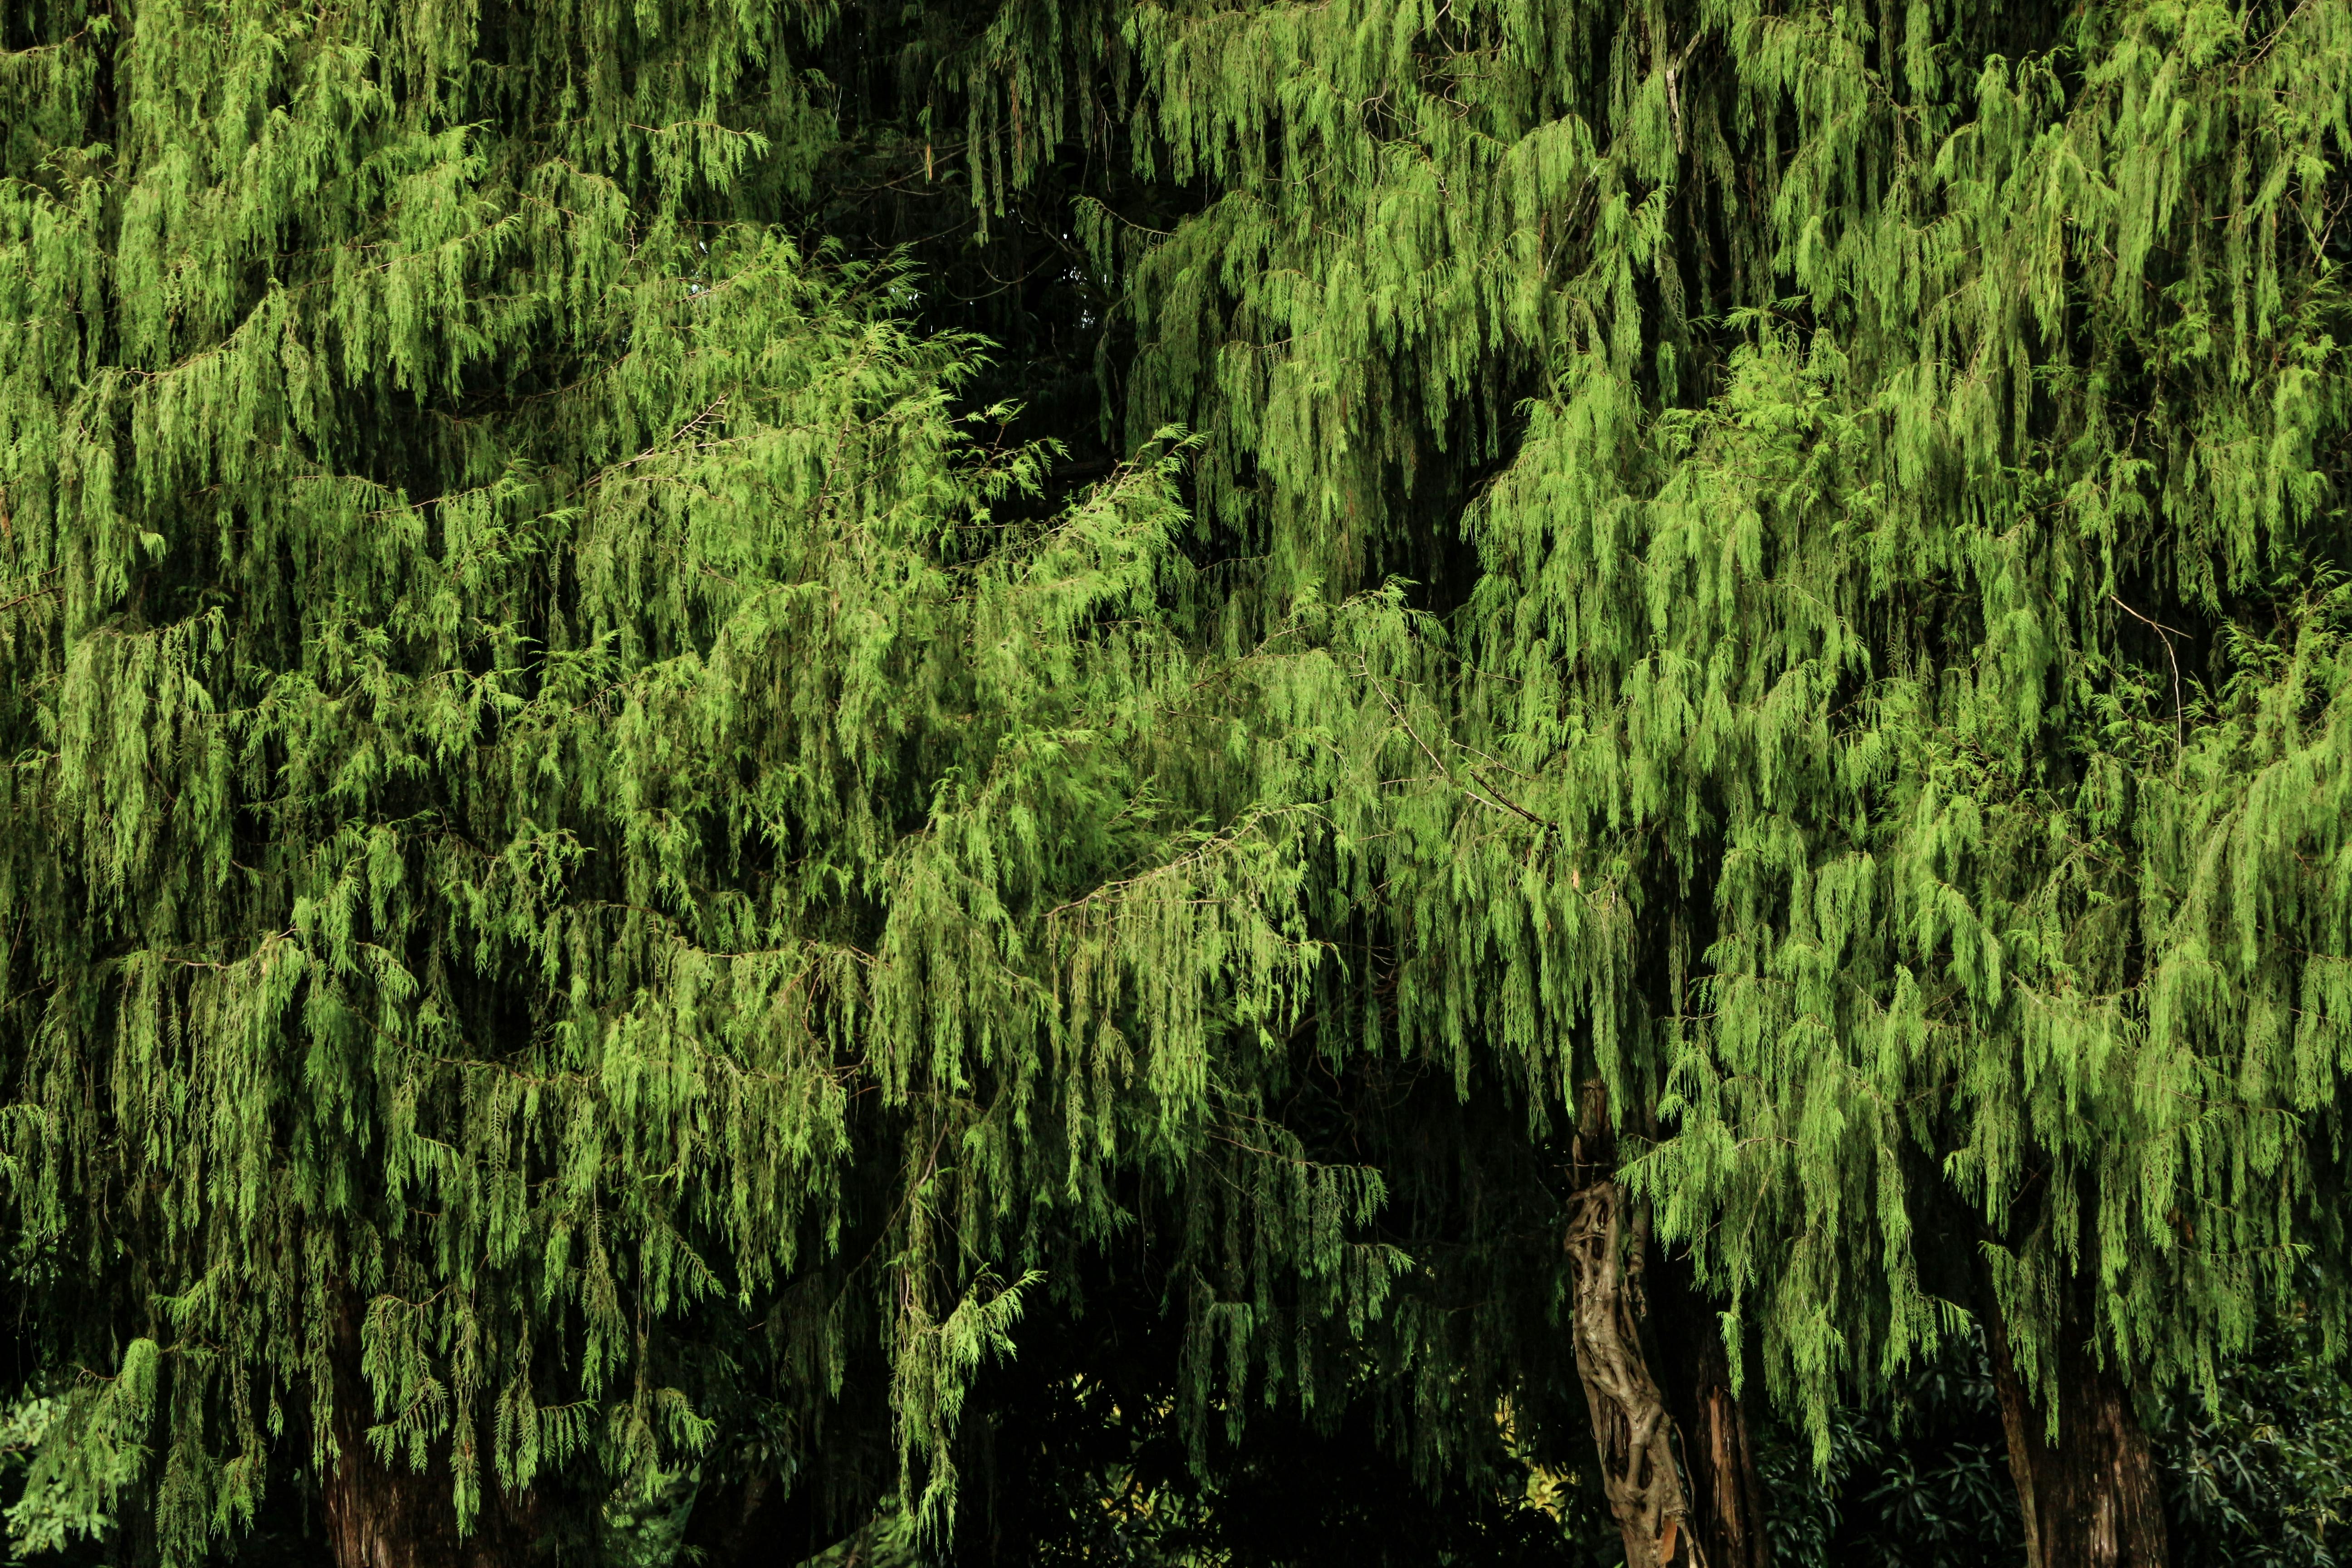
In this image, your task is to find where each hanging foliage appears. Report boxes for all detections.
[0,2,1407,1561]
[6,0,2352,1563]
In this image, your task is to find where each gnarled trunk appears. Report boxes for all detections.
[1564,1177,1706,1568]
[1984,1287,2168,1568]
[323,1291,538,1568]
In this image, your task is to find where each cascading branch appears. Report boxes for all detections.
[935,0,2352,1563]
[1454,14,2352,1565]
[0,2,1405,1564]
[8,0,2352,1563]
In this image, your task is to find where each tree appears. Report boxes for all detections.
[0,4,1399,1562]
[9,0,2352,1564]
[870,0,2352,1560]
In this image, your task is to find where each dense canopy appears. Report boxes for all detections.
[1,0,2349,1566]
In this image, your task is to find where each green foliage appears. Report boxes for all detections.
[2163,1299,2352,1568]
[0,1,1398,1559]
[1755,1338,2024,1568]
[0,1387,138,1558]
[8,0,2352,1561]
[951,0,2352,1458]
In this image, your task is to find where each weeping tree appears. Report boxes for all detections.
[1460,12,2352,1568]
[0,2,1413,1563]
[8,0,2352,1565]
[882,0,2352,1564]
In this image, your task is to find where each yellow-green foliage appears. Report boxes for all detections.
[6,0,2352,1557]
[971,0,2352,1465]
[0,1,1400,1558]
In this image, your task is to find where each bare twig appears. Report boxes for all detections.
[2109,593,2186,767]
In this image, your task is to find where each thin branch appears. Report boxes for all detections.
[1360,657,1555,832]
[2109,593,2186,768]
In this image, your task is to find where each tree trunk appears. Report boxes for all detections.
[1564,1176,1707,1568]
[1984,1285,2169,1568]
[322,1291,539,1568]
[1651,1253,1772,1568]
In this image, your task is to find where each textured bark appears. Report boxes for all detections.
[1680,1340,1769,1568]
[1564,1177,1706,1568]
[322,1293,539,1568]
[1984,1291,2169,1568]
[1651,1254,1771,1568]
